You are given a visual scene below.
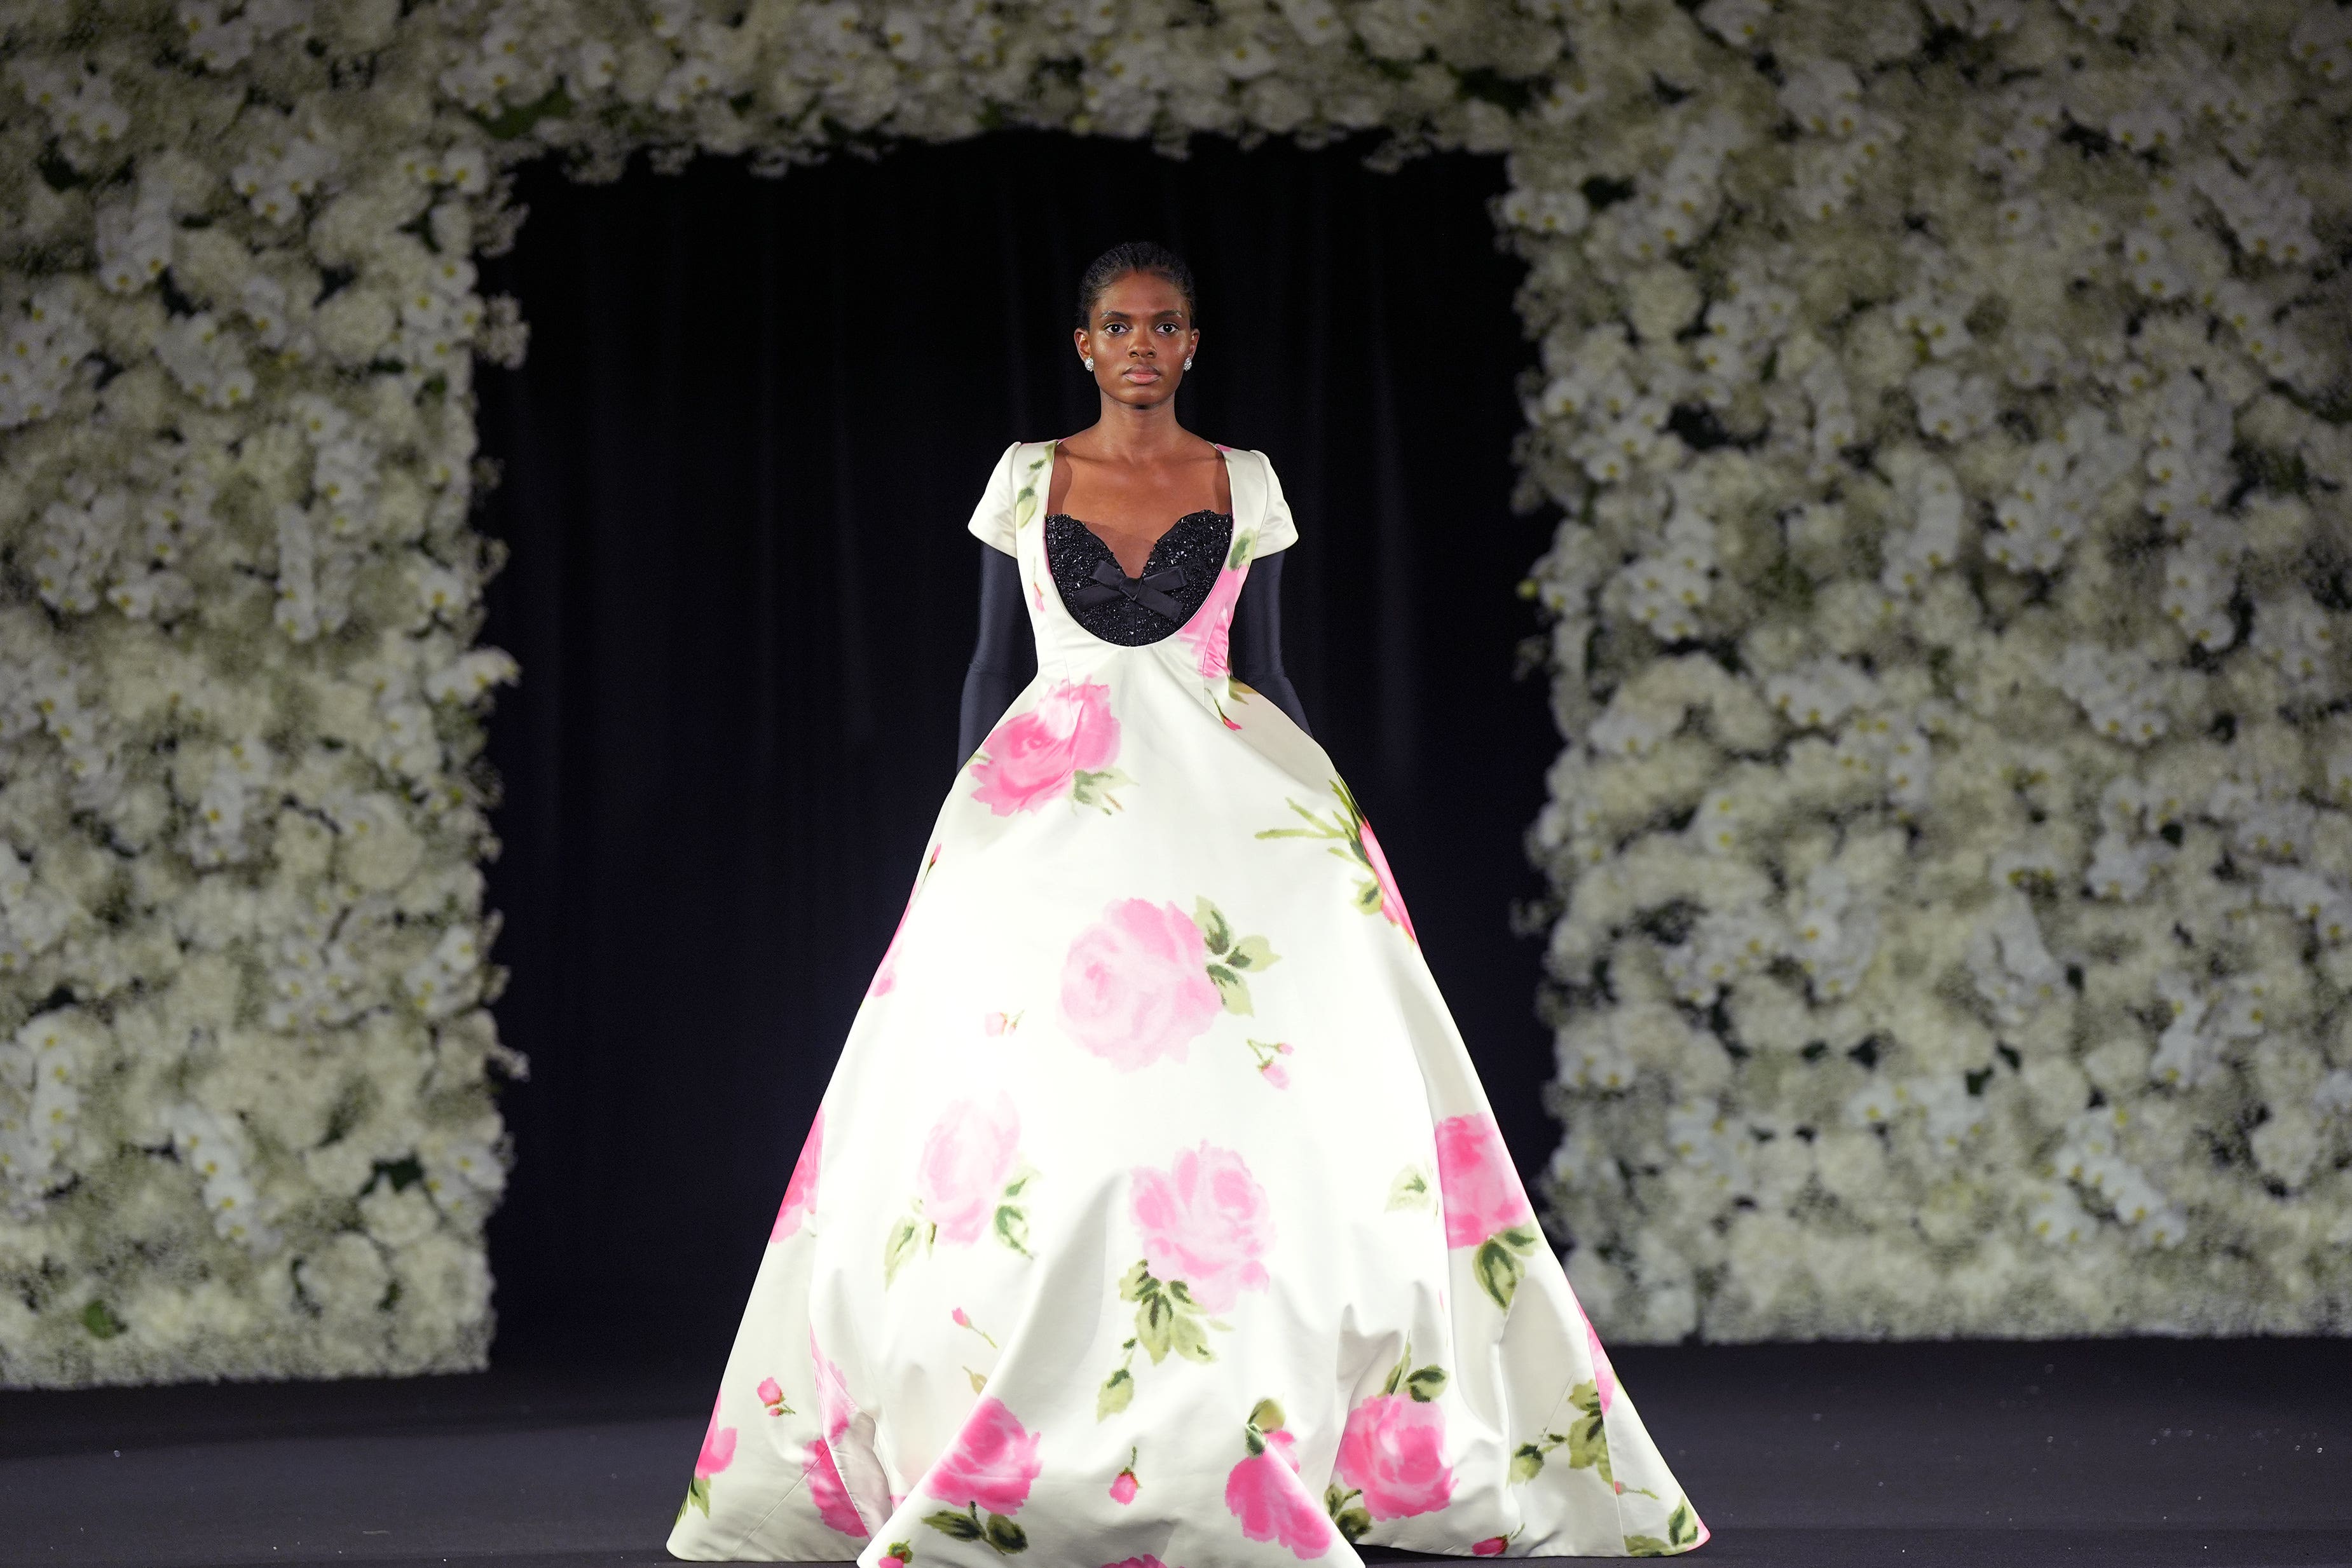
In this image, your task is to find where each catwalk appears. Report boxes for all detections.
[6,1337,2345,1568]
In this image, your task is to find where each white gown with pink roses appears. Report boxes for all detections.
[666,441,1704,1566]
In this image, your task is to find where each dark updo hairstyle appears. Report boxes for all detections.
[1075,241,1198,329]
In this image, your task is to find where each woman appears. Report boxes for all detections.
[667,243,1704,1565]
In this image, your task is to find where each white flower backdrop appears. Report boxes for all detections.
[0,0,2342,1385]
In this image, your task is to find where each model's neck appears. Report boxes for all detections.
[1086,397,1193,461]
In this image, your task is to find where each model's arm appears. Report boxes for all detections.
[959,543,1036,765]
[1231,552,1309,735]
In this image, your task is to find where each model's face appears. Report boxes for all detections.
[1074,271,1198,407]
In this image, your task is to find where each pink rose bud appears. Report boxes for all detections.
[880,1557,906,1568]
[983,1012,1007,1036]
[756,1377,783,1409]
[1275,1040,1294,1054]
[1473,1537,1508,1557]
[952,1307,971,1328]
[1110,1469,1138,1504]
[1261,1064,1290,1089]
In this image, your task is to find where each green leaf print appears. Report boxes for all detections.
[1138,1292,1176,1363]
[1323,1485,1373,1543]
[884,1216,920,1286]
[678,1475,712,1520]
[1475,1236,1525,1312]
[1668,1497,1701,1547]
[1012,450,1048,533]
[1256,779,1412,935]
[1104,1262,1226,1412]
[1189,899,1280,1016]
[1624,1537,1671,1557]
[1167,1309,1214,1363]
[1228,531,1255,571]
[1386,1164,1437,1211]
[1248,1396,1287,1433]
[1194,898,1234,955]
[983,1512,1029,1554]
[1566,1379,1615,1485]
[926,1508,985,1541]
[1227,934,1279,972]
[1070,767,1132,813]
[1377,1340,1449,1403]
[1206,963,1252,1014]
[1512,1379,1613,1490]
[994,1204,1032,1257]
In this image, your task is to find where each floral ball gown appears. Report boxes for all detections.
[666,441,1705,1565]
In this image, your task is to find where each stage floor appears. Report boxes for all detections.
[4,1337,2347,1567]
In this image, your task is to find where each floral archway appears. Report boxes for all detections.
[1,0,2346,1385]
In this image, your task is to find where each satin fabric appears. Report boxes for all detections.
[666,442,1703,1565]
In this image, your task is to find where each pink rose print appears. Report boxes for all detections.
[678,1393,739,1519]
[772,1108,823,1241]
[1130,1142,1274,1314]
[804,1438,870,1537]
[1104,1558,1170,1568]
[1355,819,1416,943]
[1435,1114,1533,1249]
[916,1093,1022,1246]
[695,1394,736,1478]
[971,677,1127,815]
[1255,781,1415,944]
[870,844,940,998]
[1584,1314,1618,1415]
[1111,1445,1140,1504]
[1178,564,1246,679]
[930,1396,1042,1515]
[756,1376,789,1416]
[1334,1393,1455,1520]
[1436,1113,1541,1312]
[922,1397,1043,1552]
[1224,1401,1331,1560]
[1246,1037,1294,1087]
[1058,899,1222,1071]
[1472,1536,1510,1556]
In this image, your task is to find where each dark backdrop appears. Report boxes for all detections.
[474,132,1554,1367]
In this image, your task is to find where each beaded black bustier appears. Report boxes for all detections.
[1044,511,1233,647]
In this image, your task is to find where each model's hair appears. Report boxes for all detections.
[1074,242,1197,329]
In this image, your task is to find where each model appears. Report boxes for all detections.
[666,242,1704,1565]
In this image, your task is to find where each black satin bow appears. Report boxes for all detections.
[1072,558,1189,620]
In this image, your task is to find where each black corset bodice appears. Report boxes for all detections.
[1044,511,1233,646]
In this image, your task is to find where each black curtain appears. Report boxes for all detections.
[475,131,1553,1367]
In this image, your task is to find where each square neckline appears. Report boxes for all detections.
[1037,439,1237,651]
[1042,438,1235,571]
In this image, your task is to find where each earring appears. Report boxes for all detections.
[1083,357,1095,371]
[1184,357,1194,371]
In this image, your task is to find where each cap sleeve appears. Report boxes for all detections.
[966,441,1022,556]
[1251,449,1298,557]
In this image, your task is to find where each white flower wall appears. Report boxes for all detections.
[1515,0,2352,1338]
[0,0,2342,1384]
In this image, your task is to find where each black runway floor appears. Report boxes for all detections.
[4,1337,2347,1567]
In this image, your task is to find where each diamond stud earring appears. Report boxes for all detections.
[1184,358,1194,371]
[1083,357,1094,371]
